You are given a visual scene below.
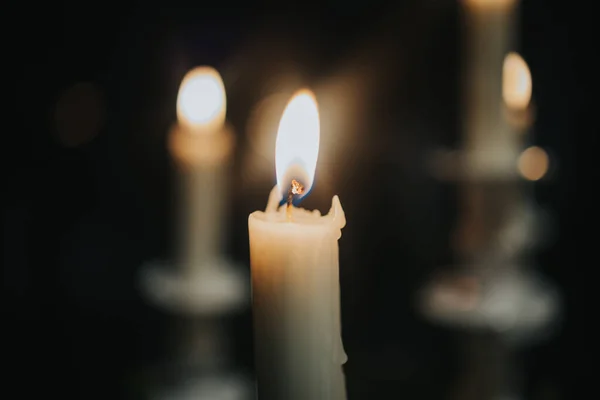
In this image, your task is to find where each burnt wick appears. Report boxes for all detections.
[286,179,304,220]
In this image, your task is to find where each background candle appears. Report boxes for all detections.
[170,66,235,276]
[138,65,250,399]
[454,0,521,261]
[461,0,519,177]
[248,90,347,400]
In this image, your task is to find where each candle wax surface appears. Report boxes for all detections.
[255,184,346,228]
[248,185,347,399]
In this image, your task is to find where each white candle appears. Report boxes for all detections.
[461,0,519,177]
[169,66,234,276]
[248,90,347,400]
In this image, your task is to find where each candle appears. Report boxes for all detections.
[248,89,347,400]
[454,0,521,259]
[461,0,519,177]
[170,66,234,276]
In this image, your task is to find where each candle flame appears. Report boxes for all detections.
[176,66,226,133]
[462,0,517,10]
[503,52,532,111]
[275,89,320,198]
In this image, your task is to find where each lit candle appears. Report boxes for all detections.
[248,89,347,399]
[170,66,234,276]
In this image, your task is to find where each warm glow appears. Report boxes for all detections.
[176,66,226,133]
[463,0,516,9]
[503,52,532,110]
[275,89,320,198]
[518,146,549,181]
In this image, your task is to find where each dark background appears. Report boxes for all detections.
[4,0,587,399]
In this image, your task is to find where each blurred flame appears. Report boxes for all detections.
[275,89,320,198]
[518,146,549,181]
[176,66,226,133]
[463,0,516,9]
[503,52,532,110]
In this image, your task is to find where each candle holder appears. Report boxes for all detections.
[420,151,561,400]
[142,259,247,317]
[139,258,251,400]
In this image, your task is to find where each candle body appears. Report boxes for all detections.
[179,161,225,270]
[249,188,347,400]
[457,0,521,262]
[462,0,518,177]
[169,124,234,276]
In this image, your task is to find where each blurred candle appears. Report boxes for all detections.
[461,0,519,175]
[170,66,234,276]
[248,90,347,400]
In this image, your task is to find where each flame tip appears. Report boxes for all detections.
[294,87,316,96]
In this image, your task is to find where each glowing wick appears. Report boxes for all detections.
[286,179,305,221]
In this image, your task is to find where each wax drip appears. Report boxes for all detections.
[286,179,304,221]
